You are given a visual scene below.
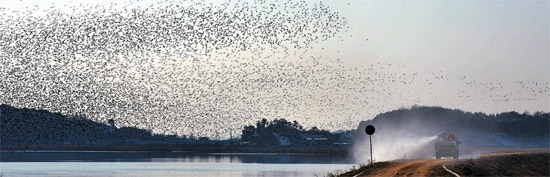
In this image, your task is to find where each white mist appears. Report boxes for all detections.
[353,134,438,163]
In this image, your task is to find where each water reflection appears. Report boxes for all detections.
[0,162,355,177]
[0,151,355,177]
[1,151,351,164]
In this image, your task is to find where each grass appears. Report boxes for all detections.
[325,161,397,177]
[445,152,549,176]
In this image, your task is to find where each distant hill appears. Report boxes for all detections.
[240,118,352,147]
[0,104,351,148]
[0,104,196,146]
[354,106,549,146]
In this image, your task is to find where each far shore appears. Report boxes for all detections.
[2,145,548,156]
[1,144,351,154]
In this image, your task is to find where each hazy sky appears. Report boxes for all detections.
[329,0,549,80]
[321,0,549,113]
[1,0,548,136]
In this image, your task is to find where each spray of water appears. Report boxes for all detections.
[352,133,438,163]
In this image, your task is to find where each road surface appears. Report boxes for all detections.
[353,159,452,177]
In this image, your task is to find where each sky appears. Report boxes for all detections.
[1,0,548,137]
[321,0,549,112]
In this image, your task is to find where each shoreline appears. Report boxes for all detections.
[1,144,351,155]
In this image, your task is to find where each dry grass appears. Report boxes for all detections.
[444,152,549,176]
[329,161,397,177]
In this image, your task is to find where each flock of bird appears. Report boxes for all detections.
[1,0,548,139]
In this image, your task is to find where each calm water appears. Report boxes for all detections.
[0,151,356,176]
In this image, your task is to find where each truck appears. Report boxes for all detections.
[435,131,460,159]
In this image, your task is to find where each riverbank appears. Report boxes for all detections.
[1,144,350,154]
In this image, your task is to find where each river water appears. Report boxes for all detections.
[0,151,356,176]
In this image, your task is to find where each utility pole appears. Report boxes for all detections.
[370,134,373,165]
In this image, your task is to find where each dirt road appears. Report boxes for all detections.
[340,151,549,177]
[353,159,451,177]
